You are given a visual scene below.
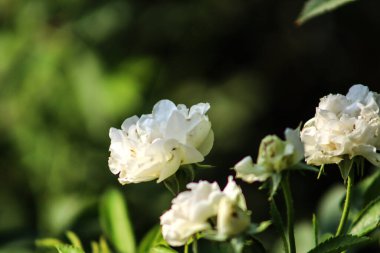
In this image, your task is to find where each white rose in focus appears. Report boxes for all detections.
[160,177,250,246]
[108,99,214,184]
[301,84,380,166]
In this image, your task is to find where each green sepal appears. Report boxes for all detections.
[163,165,195,195]
[290,163,319,173]
[195,163,215,169]
[338,158,354,182]
[269,173,282,200]
[296,0,356,25]
[317,164,325,179]
[247,221,272,235]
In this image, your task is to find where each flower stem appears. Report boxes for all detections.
[281,173,296,253]
[192,236,198,253]
[335,173,353,236]
[184,243,189,253]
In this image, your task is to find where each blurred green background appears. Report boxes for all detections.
[1,0,380,252]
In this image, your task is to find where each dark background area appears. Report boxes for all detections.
[0,0,379,252]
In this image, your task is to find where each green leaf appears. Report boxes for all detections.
[138,225,176,253]
[350,169,380,216]
[99,237,112,253]
[138,226,161,253]
[100,188,136,253]
[270,200,289,253]
[35,238,64,248]
[312,214,319,246]
[56,245,85,253]
[66,231,83,250]
[296,0,357,25]
[317,164,325,179]
[91,241,100,253]
[350,196,380,236]
[307,235,371,253]
[150,245,177,253]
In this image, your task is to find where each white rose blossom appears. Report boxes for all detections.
[108,99,214,184]
[301,84,380,166]
[233,127,304,183]
[160,177,250,246]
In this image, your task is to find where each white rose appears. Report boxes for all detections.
[160,177,250,246]
[301,84,380,166]
[160,181,224,246]
[234,128,304,183]
[108,99,214,184]
[217,177,250,238]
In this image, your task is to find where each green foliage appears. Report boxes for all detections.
[270,200,289,253]
[312,214,319,246]
[247,221,272,236]
[351,170,380,215]
[350,197,380,236]
[56,245,85,253]
[99,188,136,253]
[297,0,357,25]
[163,166,195,195]
[65,231,84,250]
[307,235,371,253]
[138,225,177,253]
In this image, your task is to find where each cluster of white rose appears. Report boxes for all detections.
[108,99,214,184]
[107,84,380,248]
[301,84,380,166]
[160,176,250,246]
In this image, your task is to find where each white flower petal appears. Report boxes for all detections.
[108,99,213,184]
[160,178,249,246]
[301,84,380,166]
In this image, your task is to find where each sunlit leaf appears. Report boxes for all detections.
[100,188,136,253]
[56,245,85,253]
[150,245,178,253]
[138,225,176,253]
[138,226,161,253]
[99,237,112,253]
[66,231,83,250]
[296,0,357,25]
[35,238,64,248]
